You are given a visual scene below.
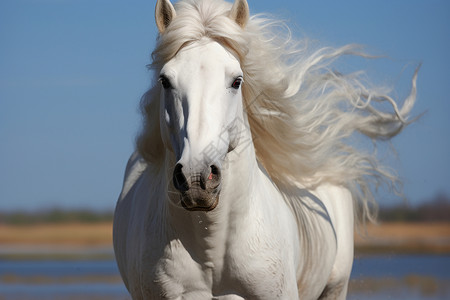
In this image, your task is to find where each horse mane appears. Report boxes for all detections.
[137,0,418,224]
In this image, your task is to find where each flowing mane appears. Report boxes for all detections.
[137,0,418,224]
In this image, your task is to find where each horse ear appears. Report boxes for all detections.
[229,0,249,28]
[155,0,176,33]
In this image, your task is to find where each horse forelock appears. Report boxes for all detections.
[150,0,246,68]
[138,0,418,225]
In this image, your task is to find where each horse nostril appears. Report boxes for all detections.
[209,165,221,181]
[173,163,189,192]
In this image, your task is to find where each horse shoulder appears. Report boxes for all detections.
[312,184,354,299]
[113,152,166,297]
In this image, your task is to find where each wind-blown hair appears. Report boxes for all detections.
[138,0,418,223]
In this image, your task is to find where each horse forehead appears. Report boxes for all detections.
[166,41,240,76]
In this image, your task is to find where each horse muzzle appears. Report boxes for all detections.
[172,163,221,211]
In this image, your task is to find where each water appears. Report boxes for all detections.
[352,255,450,279]
[0,260,119,277]
[0,255,449,299]
[0,260,130,300]
[349,255,450,300]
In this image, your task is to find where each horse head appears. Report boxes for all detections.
[155,0,250,211]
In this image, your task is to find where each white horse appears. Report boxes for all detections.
[113,0,418,299]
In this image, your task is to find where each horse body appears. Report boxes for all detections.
[114,0,417,298]
[114,146,352,299]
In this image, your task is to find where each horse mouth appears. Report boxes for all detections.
[180,188,220,212]
[181,196,219,211]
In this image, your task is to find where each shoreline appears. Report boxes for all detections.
[355,222,450,255]
[0,222,448,259]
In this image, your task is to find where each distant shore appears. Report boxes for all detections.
[0,222,449,259]
[0,222,113,260]
[355,222,450,255]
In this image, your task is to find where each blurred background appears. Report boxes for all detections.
[0,0,449,299]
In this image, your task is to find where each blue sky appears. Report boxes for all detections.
[0,0,449,211]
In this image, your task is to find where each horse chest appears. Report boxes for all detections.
[144,231,293,299]
[147,240,215,298]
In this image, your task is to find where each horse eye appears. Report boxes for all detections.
[159,75,172,89]
[231,77,243,89]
